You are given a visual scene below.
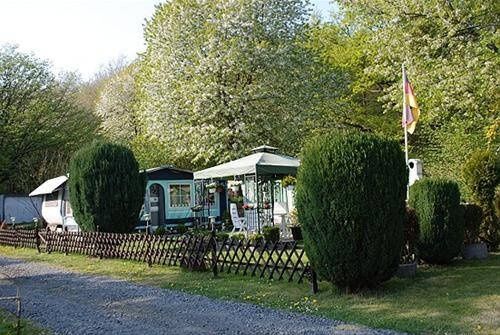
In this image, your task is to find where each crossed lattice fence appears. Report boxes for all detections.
[0,229,313,285]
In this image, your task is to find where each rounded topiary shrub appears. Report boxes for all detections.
[409,179,464,264]
[295,132,407,292]
[69,141,145,233]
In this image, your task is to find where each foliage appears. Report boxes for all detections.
[215,232,229,241]
[462,204,483,245]
[231,233,246,241]
[136,0,337,169]
[281,175,297,188]
[310,1,499,194]
[409,179,464,264]
[95,63,139,145]
[262,226,280,243]
[296,131,407,292]
[154,225,166,236]
[288,208,300,227]
[176,223,187,235]
[68,141,144,233]
[0,45,99,193]
[248,233,264,244]
[463,150,500,248]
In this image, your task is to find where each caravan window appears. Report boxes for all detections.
[169,184,191,208]
[44,192,59,207]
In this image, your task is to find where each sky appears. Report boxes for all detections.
[0,0,333,80]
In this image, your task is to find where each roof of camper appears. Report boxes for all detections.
[29,175,68,196]
[144,165,193,180]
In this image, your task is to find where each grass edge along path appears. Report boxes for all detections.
[0,246,498,335]
[0,307,51,335]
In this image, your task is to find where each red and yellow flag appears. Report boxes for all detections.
[402,74,420,134]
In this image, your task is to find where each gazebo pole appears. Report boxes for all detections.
[255,169,260,233]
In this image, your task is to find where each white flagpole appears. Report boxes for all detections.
[402,63,409,200]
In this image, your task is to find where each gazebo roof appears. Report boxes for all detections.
[194,148,299,180]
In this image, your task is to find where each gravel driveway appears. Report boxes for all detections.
[0,257,403,335]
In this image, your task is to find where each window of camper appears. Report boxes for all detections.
[169,184,191,208]
[44,192,59,207]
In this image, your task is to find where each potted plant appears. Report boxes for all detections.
[281,175,296,189]
[263,201,271,210]
[230,181,242,192]
[206,182,217,193]
[462,203,488,259]
[287,208,302,241]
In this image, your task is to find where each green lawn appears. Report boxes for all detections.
[0,245,498,335]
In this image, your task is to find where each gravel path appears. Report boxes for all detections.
[0,257,403,335]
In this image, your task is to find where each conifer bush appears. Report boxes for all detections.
[409,179,464,264]
[69,141,145,233]
[295,132,407,292]
[463,150,500,249]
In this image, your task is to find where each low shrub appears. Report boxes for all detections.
[231,233,246,241]
[462,204,483,244]
[216,232,229,241]
[249,233,264,245]
[176,223,187,235]
[409,179,464,264]
[296,131,407,292]
[154,225,166,236]
[262,226,280,243]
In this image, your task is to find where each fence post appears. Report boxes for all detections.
[63,228,68,255]
[46,228,52,254]
[147,234,152,267]
[35,224,40,253]
[211,228,218,277]
[310,268,318,294]
[14,227,19,249]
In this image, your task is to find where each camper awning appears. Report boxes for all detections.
[29,176,68,196]
[194,152,300,180]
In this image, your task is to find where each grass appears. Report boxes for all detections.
[0,246,499,335]
[0,308,50,335]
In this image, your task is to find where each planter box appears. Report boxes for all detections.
[463,242,488,260]
[396,262,417,278]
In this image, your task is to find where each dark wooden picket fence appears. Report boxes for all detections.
[0,229,314,286]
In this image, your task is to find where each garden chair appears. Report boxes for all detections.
[230,203,247,234]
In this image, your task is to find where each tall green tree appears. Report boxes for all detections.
[331,0,499,192]
[137,0,337,169]
[0,45,99,193]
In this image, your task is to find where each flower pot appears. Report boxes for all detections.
[290,226,302,241]
[396,262,417,278]
[462,242,488,260]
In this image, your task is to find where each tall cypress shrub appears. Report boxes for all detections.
[295,132,407,292]
[409,179,464,264]
[462,150,500,249]
[69,141,145,233]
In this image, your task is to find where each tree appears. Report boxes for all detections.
[136,0,337,169]
[95,63,139,145]
[311,1,499,192]
[0,45,99,193]
[68,141,144,233]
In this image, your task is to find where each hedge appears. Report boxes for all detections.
[409,178,464,264]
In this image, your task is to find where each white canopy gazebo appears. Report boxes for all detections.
[194,146,299,232]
